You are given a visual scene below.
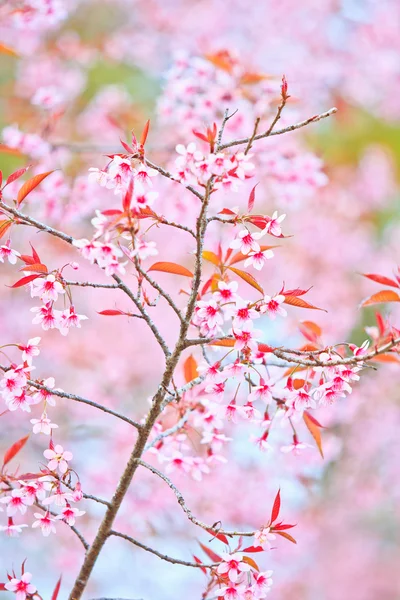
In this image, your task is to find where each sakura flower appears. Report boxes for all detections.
[254,526,276,550]
[213,280,238,303]
[250,432,272,452]
[0,241,20,264]
[42,487,73,507]
[31,85,64,110]
[252,570,273,596]
[31,303,60,330]
[229,228,264,255]
[55,504,86,526]
[197,361,223,382]
[6,389,34,413]
[131,185,159,210]
[248,379,274,404]
[263,211,286,237]
[175,142,198,164]
[58,306,88,335]
[281,436,312,455]
[0,518,28,537]
[217,552,250,583]
[217,582,246,600]
[4,572,37,600]
[259,294,287,319]
[164,452,193,475]
[134,165,158,187]
[31,376,57,406]
[19,337,41,364]
[231,152,255,179]
[233,323,262,353]
[30,274,65,303]
[32,511,56,536]
[91,209,109,238]
[30,413,58,435]
[88,167,114,189]
[72,482,83,502]
[130,238,158,260]
[43,444,73,474]
[0,489,30,516]
[195,299,223,329]
[229,299,259,327]
[244,248,274,271]
[72,238,98,262]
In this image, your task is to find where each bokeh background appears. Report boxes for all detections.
[0,1,399,599]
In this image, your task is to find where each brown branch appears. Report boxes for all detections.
[218,107,337,151]
[108,530,217,568]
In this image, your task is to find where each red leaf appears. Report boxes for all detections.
[361,290,400,306]
[9,274,41,288]
[303,410,325,429]
[140,119,150,147]
[228,266,264,294]
[275,531,297,544]
[98,309,128,316]
[17,171,54,206]
[148,261,193,278]
[257,343,274,353]
[198,542,222,563]
[270,489,281,524]
[283,295,326,311]
[282,287,312,297]
[242,546,264,553]
[5,166,31,187]
[193,555,207,574]
[218,208,237,216]
[120,139,135,154]
[3,435,29,467]
[30,244,41,263]
[102,209,123,216]
[206,528,229,545]
[247,184,258,212]
[51,576,62,600]
[184,354,198,383]
[122,177,134,212]
[303,412,324,458]
[272,522,296,531]
[361,273,399,288]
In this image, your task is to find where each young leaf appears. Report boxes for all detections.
[140,120,150,147]
[17,171,54,206]
[303,412,324,458]
[361,273,399,288]
[148,262,193,278]
[98,309,128,316]
[228,266,264,294]
[202,250,220,266]
[270,489,281,524]
[361,290,400,306]
[5,166,31,187]
[51,576,62,600]
[0,220,12,240]
[257,343,274,353]
[193,556,207,575]
[3,435,29,467]
[242,556,259,571]
[205,528,229,545]
[275,531,297,544]
[242,546,264,553]
[19,263,48,274]
[9,274,41,288]
[184,354,198,383]
[283,295,326,311]
[0,43,18,57]
[208,339,235,348]
[198,542,222,563]
[247,184,258,212]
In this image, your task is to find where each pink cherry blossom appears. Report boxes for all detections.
[43,444,73,474]
[32,511,56,536]
[259,294,287,319]
[19,337,41,364]
[0,241,21,264]
[217,552,251,583]
[243,248,274,270]
[229,228,265,255]
[263,211,286,237]
[0,490,30,516]
[30,274,65,303]
[4,572,37,600]
[30,413,58,434]
[55,504,86,526]
[254,526,276,550]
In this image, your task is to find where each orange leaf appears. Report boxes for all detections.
[298,320,322,343]
[292,378,306,390]
[0,144,23,156]
[284,295,326,311]
[208,339,235,348]
[242,556,259,571]
[0,220,12,240]
[202,250,220,266]
[184,354,198,383]
[148,261,193,278]
[3,435,29,467]
[275,531,297,544]
[303,412,324,458]
[361,290,400,306]
[0,43,18,57]
[17,171,54,206]
[371,353,400,364]
[20,263,48,274]
[228,266,264,294]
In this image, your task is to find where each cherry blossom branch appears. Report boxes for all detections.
[244,116,260,155]
[218,107,337,151]
[0,200,171,358]
[144,158,204,201]
[108,530,217,568]
[62,280,121,290]
[156,217,196,239]
[136,460,255,537]
[144,409,193,451]
[133,258,184,323]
